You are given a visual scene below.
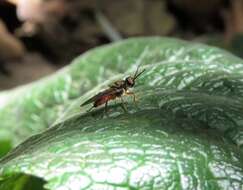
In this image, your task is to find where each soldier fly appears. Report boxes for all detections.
[80,66,146,113]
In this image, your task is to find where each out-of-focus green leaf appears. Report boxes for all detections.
[0,174,46,190]
[0,37,243,189]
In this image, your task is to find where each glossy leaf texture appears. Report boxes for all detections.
[0,37,243,190]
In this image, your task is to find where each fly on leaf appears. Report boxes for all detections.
[80,66,145,113]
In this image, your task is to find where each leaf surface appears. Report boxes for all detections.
[0,37,243,189]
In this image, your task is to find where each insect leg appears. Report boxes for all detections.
[103,101,109,116]
[87,106,94,112]
[126,91,138,107]
[105,101,108,112]
[120,96,128,112]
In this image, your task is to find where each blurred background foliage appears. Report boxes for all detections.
[0,0,243,90]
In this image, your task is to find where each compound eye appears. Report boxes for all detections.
[126,77,134,87]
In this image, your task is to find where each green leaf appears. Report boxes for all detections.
[0,37,243,189]
[0,174,46,190]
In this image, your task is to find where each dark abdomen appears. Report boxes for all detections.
[93,88,124,107]
[94,94,116,107]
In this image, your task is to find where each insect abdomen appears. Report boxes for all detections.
[94,94,116,107]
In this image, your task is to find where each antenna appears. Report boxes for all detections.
[134,69,146,80]
[133,65,140,78]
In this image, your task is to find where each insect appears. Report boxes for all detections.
[80,66,146,113]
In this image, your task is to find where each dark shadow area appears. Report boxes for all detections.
[0,173,46,190]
